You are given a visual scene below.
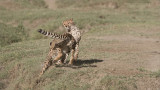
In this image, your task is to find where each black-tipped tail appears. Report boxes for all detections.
[37,29,69,40]
[37,29,48,35]
[38,29,43,33]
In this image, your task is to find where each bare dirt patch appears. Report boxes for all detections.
[80,33,160,89]
[23,19,49,29]
[0,1,22,10]
[44,0,57,9]
[102,35,159,71]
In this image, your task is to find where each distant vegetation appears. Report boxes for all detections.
[13,0,46,8]
[56,0,150,8]
[0,0,45,46]
[0,0,160,89]
[0,23,28,47]
[0,0,156,46]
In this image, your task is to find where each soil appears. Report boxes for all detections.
[44,0,57,9]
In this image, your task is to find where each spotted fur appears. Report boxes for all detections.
[38,29,69,40]
[62,19,81,64]
[38,29,76,76]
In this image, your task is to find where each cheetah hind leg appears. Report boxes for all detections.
[74,44,79,61]
[55,53,67,65]
[39,49,54,77]
[68,49,75,65]
[52,48,62,61]
[56,53,69,65]
[63,53,69,64]
[52,48,64,65]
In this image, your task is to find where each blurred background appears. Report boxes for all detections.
[0,0,159,46]
[0,0,160,90]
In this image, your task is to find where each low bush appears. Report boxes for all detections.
[0,23,28,47]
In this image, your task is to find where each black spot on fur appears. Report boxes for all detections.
[50,42,52,46]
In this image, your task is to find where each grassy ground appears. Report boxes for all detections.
[0,0,160,90]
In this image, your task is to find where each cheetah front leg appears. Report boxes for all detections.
[68,49,75,65]
[74,44,79,61]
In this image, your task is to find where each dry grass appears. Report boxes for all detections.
[0,0,160,90]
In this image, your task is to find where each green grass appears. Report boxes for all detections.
[96,75,137,90]
[0,39,49,89]
[56,0,150,8]
[0,0,159,40]
[0,0,46,9]
[137,67,148,72]
[151,70,160,78]
[0,0,160,90]
[0,23,28,47]
[14,0,46,8]
[43,70,92,90]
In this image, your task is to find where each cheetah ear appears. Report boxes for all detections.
[70,18,73,21]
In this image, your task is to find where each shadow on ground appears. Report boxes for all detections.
[55,59,103,69]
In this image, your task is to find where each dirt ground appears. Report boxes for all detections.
[89,35,160,71]
[39,27,160,89]
[44,0,57,9]
[0,0,160,89]
[58,26,160,89]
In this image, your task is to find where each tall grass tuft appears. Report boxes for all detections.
[0,23,29,47]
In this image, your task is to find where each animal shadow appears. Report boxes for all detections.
[55,59,103,69]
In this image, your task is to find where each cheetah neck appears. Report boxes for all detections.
[69,25,81,43]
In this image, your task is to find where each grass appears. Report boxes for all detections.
[0,0,160,90]
[137,67,147,72]
[0,23,28,47]
[0,39,49,89]
[0,0,46,9]
[42,70,92,90]
[56,0,150,8]
[151,70,160,78]
[0,0,159,40]
[96,75,137,90]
